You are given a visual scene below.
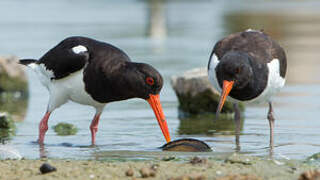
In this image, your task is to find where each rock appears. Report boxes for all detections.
[161,138,212,152]
[216,174,262,180]
[189,156,208,165]
[307,152,320,161]
[0,112,16,142]
[53,122,78,136]
[162,156,176,161]
[139,167,156,178]
[40,163,57,174]
[298,169,320,180]
[125,169,134,177]
[171,67,244,117]
[0,145,22,160]
[0,56,28,95]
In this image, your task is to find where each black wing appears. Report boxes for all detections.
[212,30,287,77]
[37,37,91,80]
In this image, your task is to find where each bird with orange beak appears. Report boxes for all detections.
[208,30,287,149]
[19,36,171,145]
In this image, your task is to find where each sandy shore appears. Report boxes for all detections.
[0,154,319,180]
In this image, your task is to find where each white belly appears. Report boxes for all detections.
[50,69,105,108]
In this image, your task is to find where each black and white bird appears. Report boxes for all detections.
[207,29,287,149]
[19,36,171,145]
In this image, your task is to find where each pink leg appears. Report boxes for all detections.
[38,111,51,144]
[90,113,101,145]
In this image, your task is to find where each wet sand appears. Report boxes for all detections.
[0,154,318,180]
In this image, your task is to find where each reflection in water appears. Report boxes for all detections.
[0,94,27,143]
[146,0,167,40]
[178,114,244,136]
[0,93,27,122]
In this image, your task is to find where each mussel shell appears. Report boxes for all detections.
[161,138,212,152]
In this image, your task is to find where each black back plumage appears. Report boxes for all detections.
[209,30,287,78]
[37,36,130,80]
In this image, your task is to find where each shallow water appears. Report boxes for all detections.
[1,0,320,160]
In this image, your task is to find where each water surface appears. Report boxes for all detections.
[0,0,320,160]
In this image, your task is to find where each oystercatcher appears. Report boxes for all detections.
[207,29,287,149]
[19,36,171,145]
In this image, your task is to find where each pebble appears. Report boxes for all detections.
[40,163,57,174]
[139,167,156,178]
[189,156,207,165]
[299,169,320,180]
[125,169,134,177]
[162,156,175,161]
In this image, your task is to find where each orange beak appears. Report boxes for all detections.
[216,80,234,119]
[147,94,171,143]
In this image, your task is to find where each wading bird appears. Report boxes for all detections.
[20,36,171,145]
[208,29,287,150]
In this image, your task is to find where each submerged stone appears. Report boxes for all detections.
[161,138,212,152]
[53,122,78,136]
[171,68,244,117]
[0,112,16,142]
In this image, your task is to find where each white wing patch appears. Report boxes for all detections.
[208,53,222,93]
[72,45,87,54]
[246,29,262,33]
[250,59,285,103]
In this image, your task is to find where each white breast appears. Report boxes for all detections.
[208,53,222,93]
[207,54,285,104]
[50,69,105,108]
[251,59,285,103]
[28,63,105,111]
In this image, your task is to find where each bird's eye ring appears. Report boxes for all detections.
[146,77,155,86]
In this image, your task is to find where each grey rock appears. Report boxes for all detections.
[0,56,28,95]
[171,67,244,116]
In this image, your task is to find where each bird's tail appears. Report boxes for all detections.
[19,59,37,66]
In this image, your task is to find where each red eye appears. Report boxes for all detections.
[146,77,155,86]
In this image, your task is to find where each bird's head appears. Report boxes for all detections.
[130,62,170,143]
[215,51,253,117]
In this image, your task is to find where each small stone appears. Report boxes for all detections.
[298,169,320,180]
[162,156,175,161]
[125,169,134,177]
[149,170,156,177]
[139,167,156,178]
[190,156,207,165]
[150,164,159,171]
[140,168,150,178]
[40,163,57,174]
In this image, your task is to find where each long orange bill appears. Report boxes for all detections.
[216,80,234,119]
[147,94,171,143]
